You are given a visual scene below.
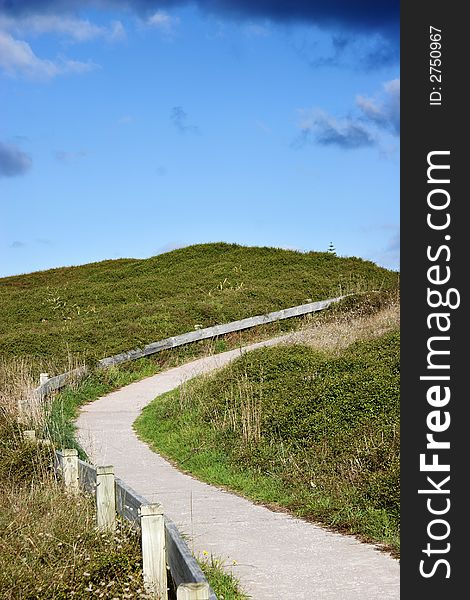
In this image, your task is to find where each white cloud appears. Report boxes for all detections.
[296,108,375,149]
[58,56,98,74]
[0,30,58,78]
[356,78,400,134]
[146,11,179,33]
[108,20,126,42]
[0,14,126,43]
[255,120,272,134]
[295,78,400,152]
[0,30,97,79]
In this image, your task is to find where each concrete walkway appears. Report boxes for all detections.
[76,339,400,600]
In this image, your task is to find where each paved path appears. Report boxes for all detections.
[76,339,400,600]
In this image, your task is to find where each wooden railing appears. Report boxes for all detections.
[54,449,216,600]
[34,296,345,398]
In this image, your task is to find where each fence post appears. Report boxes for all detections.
[140,504,168,599]
[96,465,116,531]
[22,430,36,443]
[177,583,210,600]
[62,448,79,493]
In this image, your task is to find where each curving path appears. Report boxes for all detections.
[76,338,400,600]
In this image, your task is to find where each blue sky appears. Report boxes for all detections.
[0,1,399,277]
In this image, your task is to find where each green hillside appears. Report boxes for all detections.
[0,243,398,372]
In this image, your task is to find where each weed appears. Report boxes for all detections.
[198,553,249,600]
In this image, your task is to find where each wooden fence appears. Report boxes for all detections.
[54,448,216,600]
[34,295,344,399]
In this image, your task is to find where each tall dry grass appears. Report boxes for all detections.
[286,291,400,354]
[0,356,151,599]
[0,483,147,599]
[222,374,262,447]
[0,356,41,429]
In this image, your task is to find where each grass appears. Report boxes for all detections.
[134,297,400,556]
[198,554,249,600]
[0,242,398,374]
[14,290,397,597]
[0,348,247,597]
[0,482,148,599]
[0,359,148,599]
[0,244,399,595]
[44,289,398,453]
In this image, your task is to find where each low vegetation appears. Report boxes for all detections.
[198,554,248,600]
[0,357,246,598]
[0,484,147,599]
[0,243,398,374]
[0,360,146,599]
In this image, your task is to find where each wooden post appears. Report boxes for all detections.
[96,465,116,531]
[61,448,79,493]
[39,373,49,385]
[17,398,26,422]
[140,504,168,599]
[177,583,210,600]
[22,430,36,443]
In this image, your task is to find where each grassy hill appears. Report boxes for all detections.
[0,244,399,596]
[0,243,398,373]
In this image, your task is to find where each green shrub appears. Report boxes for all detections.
[136,329,400,552]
